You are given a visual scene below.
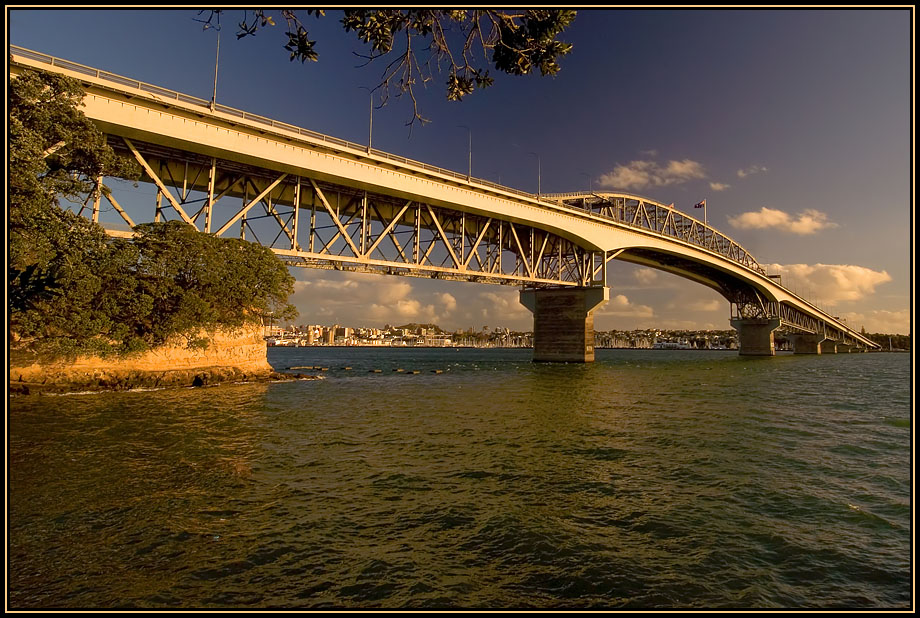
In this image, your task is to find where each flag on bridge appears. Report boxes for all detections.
[694,199,708,226]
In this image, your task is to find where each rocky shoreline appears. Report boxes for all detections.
[9,326,322,396]
[9,368,323,397]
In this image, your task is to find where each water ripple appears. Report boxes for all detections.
[8,348,911,609]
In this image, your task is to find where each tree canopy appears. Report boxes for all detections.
[9,69,139,273]
[9,69,298,359]
[198,9,577,126]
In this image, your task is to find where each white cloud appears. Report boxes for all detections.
[369,298,437,321]
[291,272,409,306]
[289,271,457,328]
[687,299,722,312]
[709,181,730,192]
[840,309,910,336]
[439,293,457,313]
[283,261,900,336]
[299,278,359,291]
[665,159,706,179]
[291,283,533,332]
[764,263,892,306]
[727,207,837,235]
[479,290,531,317]
[598,294,655,318]
[598,158,706,191]
[633,268,660,285]
[736,164,768,178]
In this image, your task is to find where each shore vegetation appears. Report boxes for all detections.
[9,69,298,361]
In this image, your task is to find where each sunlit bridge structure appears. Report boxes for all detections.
[10,46,880,362]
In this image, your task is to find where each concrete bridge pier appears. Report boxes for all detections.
[820,340,838,354]
[730,317,781,356]
[836,343,853,353]
[790,333,826,354]
[520,287,609,363]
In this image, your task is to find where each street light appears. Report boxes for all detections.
[458,125,472,180]
[359,87,373,154]
[528,152,541,199]
[209,17,221,112]
[581,172,593,193]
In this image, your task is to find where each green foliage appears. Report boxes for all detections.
[202,9,576,126]
[11,220,299,360]
[9,70,139,274]
[131,222,298,339]
[9,69,298,360]
[491,10,576,77]
[865,333,911,350]
[394,323,447,335]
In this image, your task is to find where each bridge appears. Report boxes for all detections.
[10,45,880,361]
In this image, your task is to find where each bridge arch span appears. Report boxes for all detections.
[9,45,879,359]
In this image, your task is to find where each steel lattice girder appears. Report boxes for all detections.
[103,137,607,288]
[726,290,858,343]
[557,195,765,274]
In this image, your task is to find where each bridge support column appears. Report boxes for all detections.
[520,287,609,363]
[836,343,853,353]
[820,340,838,354]
[791,333,825,354]
[730,318,781,356]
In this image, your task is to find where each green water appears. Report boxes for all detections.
[8,348,911,608]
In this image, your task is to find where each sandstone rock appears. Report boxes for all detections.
[9,325,275,394]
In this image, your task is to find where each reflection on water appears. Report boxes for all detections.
[8,349,911,608]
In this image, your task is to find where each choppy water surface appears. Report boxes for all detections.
[8,348,911,609]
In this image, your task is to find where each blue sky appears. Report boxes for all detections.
[8,8,912,334]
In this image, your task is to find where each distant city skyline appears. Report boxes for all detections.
[8,8,912,334]
[263,322,742,351]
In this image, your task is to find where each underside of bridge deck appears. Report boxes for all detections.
[100,137,608,289]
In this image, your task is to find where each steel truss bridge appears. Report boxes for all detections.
[10,46,879,352]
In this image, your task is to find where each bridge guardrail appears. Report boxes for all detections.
[12,47,518,193]
[10,45,877,347]
[9,45,775,282]
[543,192,766,276]
[14,46,538,203]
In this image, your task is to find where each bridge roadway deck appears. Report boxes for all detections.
[9,46,878,349]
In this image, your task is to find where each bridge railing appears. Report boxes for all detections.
[12,47,759,262]
[12,46,769,281]
[12,47,878,348]
[543,191,766,276]
[11,45,539,204]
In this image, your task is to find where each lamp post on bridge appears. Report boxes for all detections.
[458,125,472,181]
[529,152,541,200]
[359,87,373,154]
[209,15,221,112]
